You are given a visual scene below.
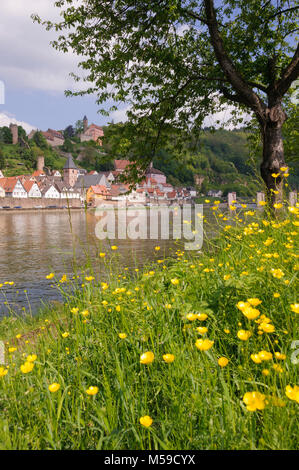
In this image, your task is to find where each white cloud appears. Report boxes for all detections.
[203,106,251,129]
[0,0,81,93]
[0,112,37,134]
[109,106,131,123]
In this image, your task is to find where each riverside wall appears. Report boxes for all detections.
[0,197,82,210]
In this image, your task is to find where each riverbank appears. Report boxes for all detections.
[0,207,298,450]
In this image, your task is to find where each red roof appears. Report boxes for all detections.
[22,181,38,193]
[89,185,110,195]
[88,124,104,132]
[32,170,46,177]
[0,177,20,192]
[167,191,177,199]
[114,160,132,171]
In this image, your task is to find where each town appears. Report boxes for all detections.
[0,120,197,209]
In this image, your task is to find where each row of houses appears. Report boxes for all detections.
[0,156,197,205]
[0,175,82,200]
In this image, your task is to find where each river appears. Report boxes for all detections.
[0,206,216,317]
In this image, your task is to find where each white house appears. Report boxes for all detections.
[23,181,42,198]
[41,183,60,199]
[0,178,28,198]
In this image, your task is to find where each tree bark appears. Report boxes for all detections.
[260,104,287,205]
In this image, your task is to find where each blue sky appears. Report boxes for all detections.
[0,0,125,132]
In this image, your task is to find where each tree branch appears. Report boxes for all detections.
[275,43,299,97]
[203,0,267,120]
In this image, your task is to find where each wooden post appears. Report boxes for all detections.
[256,192,265,209]
[289,191,297,207]
[0,340,5,365]
[228,192,237,210]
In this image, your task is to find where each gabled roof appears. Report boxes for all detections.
[22,181,39,193]
[89,185,110,195]
[0,177,23,193]
[64,155,78,170]
[146,167,165,176]
[114,160,132,171]
[40,182,59,195]
[74,173,107,189]
[32,170,46,178]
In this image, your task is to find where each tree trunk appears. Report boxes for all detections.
[260,104,287,206]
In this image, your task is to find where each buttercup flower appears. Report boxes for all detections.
[195,338,214,351]
[290,303,299,314]
[118,333,127,339]
[247,298,262,307]
[243,391,266,411]
[46,273,55,280]
[171,278,179,286]
[26,354,37,362]
[0,367,8,377]
[196,326,208,335]
[140,415,153,427]
[242,306,260,320]
[218,357,229,367]
[111,246,118,250]
[86,386,99,395]
[48,383,60,393]
[140,351,155,364]
[285,385,299,403]
[163,354,175,363]
[20,362,34,374]
[237,330,252,341]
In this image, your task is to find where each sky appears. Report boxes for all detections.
[0,0,246,134]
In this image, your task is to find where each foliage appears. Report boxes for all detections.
[0,127,13,145]
[31,131,49,151]
[0,149,5,170]
[32,0,299,194]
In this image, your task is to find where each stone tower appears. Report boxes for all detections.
[63,155,78,187]
[10,124,18,145]
[37,155,45,172]
[83,115,88,133]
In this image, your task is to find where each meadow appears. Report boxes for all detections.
[0,201,298,450]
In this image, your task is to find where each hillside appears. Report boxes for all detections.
[0,124,298,197]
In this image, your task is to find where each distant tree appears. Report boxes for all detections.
[0,149,5,169]
[31,131,49,150]
[64,125,75,139]
[61,138,75,153]
[17,126,28,142]
[0,126,13,144]
[74,120,84,135]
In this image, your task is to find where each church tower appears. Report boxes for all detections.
[83,115,88,133]
[63,155,78,187]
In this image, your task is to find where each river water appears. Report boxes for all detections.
[0,206,214,317]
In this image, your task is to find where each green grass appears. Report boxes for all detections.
[0,204,298,450]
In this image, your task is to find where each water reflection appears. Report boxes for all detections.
[0,207,214,316]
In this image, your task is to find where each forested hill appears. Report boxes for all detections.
[152,129,258,196]
[0,123,298,196]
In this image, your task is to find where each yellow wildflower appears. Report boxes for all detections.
[140,351,155,364]
[195,338,214,351]
[49,383,60,393]
[163,354,175,363]
[140,415,153,427]
[243,391,266,411]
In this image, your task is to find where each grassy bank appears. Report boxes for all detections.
[0,204,298,450]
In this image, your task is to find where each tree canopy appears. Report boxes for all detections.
[33,0,299,200]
